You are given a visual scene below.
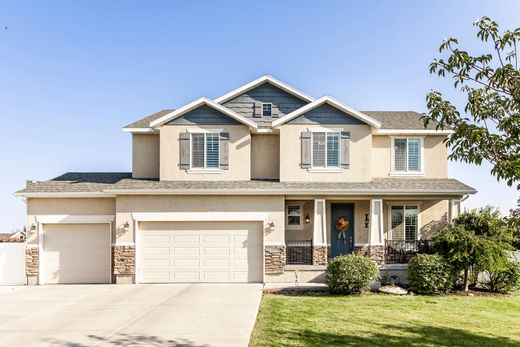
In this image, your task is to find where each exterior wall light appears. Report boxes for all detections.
[123,221,130,232]
[268,222,275,233]
[364,214,370,228]
[305,213,310,224]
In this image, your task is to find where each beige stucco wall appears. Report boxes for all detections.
[115,195,285,244]
[251,134,280,179]
[372,135,448,178]
[284,200,314,241]
[160,124,251,181]
[132,134,160,179]
[279,124,372,182]
[26,198,116,245]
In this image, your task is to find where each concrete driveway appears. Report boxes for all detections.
[0,284,262,347]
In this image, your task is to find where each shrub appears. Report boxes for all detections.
[483,259,520,293]
[408,254,457,294]
[326,254,378,294]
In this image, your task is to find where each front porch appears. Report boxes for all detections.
[265,197,454,283]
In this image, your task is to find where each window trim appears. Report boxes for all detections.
[286,202,304,230]
[387,202,421,241]
[261,103,273,117]
[310,130,341,170]
[390,137,424,175]
[189,131,220,171]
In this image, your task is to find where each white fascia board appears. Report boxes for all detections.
[122,128,156,133]
[132,212,269,222]
[214,75,315,104]
[150,97,258,129]
[103,188,477,196]
[373,129,454,135]
[272,96,382,129]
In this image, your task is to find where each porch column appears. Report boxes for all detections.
[449,199,462,225]
[312,199,328,265]
[355,199,384,265]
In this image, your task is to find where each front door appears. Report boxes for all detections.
[330,203,354,257]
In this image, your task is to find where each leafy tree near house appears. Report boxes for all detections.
[509,199,520,249]
[433,207,516,291]
[423,17,520,188]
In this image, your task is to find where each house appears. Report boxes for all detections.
[15,75,476,285]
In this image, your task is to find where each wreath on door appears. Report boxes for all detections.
[335,218,350,244]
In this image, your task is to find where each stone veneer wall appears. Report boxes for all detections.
[112,245,136,278]
[26,247,39,279]
[312,245,328,265]
[354,245,384,265]
[265,245,286,274]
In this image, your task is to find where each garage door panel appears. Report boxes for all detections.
[139,221,263,283]
[43,223,110,284]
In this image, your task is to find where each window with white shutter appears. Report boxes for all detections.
[311,132,340,168]
[392,138,423,174]
[191,132,220,169]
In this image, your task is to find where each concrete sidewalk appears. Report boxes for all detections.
[0,284,262,347]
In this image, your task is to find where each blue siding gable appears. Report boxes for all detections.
[167,105,241,125]
[223,82,308,119]
[288,104,363,125]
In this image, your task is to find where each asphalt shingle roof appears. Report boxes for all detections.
[123,109,443,131]
[362,111,443,130]
[123,109,173,129]
[16,172,476,195]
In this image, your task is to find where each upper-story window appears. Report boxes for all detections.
[312,132,340,168]
[261,103,272,117]
[191,132,219,169]
[392,138,422,174]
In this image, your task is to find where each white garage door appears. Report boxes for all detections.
[43,223,111,284]
[138,221,263,283]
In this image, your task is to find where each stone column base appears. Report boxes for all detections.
[312,245,328,265]
[26,246,39,285]
[354,245,385,265]
[112,245,136,283]
[265,245,286,274]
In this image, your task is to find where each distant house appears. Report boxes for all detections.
[15,75,476,285]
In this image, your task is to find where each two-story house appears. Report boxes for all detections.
[16,75,476,285]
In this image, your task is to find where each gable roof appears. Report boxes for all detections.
[149,97,258,129]
[123,109,174,132]
[272,96,382,128]
[214,75,315,104]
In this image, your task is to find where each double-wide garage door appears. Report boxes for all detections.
[42,224,111,284]
[138,221,263,283]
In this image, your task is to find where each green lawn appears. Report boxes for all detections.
[250,293,520,347]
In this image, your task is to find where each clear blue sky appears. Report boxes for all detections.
[0,1,518,232]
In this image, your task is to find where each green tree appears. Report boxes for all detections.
[433,207,515,291]
[423,17,520,188]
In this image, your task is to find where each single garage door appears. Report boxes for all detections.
[42,223,111,284]
[138,221,263,283]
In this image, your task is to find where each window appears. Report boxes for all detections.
[312,132,340,168]
[391,205,418,241]
[286,203,303,229]
[262,103,272,117]
[191,133,219,169]
[393,138,422,173]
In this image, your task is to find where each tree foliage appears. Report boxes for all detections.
[423,17,520,188]
[433,207,517,291]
